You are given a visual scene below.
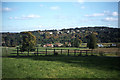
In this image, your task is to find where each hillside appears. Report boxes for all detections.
[1,26,120,47]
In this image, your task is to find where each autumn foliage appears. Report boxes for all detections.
[20,32,36,51]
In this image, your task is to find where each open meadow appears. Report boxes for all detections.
[1,2,120,79]
[1,46,120,79]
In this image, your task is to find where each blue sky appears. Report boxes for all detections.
[2,2,118,32]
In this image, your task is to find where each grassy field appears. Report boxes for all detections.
[2,56,120,78]
[1,46,120,79]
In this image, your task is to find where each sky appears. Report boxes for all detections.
[2,2,118,32]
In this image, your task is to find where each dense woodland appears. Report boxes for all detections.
[1,26,120,47]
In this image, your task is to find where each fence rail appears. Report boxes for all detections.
[2,47,119,57]
[16,47,93,56]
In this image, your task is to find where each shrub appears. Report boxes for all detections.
[99,51,105,56]
[54,52,58,55]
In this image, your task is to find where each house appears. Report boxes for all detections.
[64,42,71,47]
[49,32,53,34]
[68,42,71,47]
[76,30,80,32]
[98,44,104,48]
[72,30,75,34]
[43,45,47,47]
[67,30,70,33]
[39,32,44,34]
[111,44,116,47]
[43,44,53,47]
[57,31,62,34]
[54,43,63,47]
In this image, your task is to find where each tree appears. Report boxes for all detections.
[4,36,10,47]
[20,32,36,51]
[71,37,82,48]
[87,32,97,49]
[74,37,82,47]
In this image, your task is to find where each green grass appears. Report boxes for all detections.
[2,56,120,78]
[2,46,120,78]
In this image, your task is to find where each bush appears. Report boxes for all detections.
[78,54,82,56]
[116,52,120,56]
[99,51,106,56]
[54,52,58,55]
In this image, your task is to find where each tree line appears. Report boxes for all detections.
[17,31,97,52]
[1,27,120,47]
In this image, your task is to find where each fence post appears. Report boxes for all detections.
[91,49,93,56]
[37,48,38,56]
[68,49,69,56]
[17,47,19,56]
[86,50,88,56]
[79,50,81,56]
[54,49,55,55]
[61,49,62,55]
[46,48,47,56]
[74,50,76,56]
[28,49,29,56]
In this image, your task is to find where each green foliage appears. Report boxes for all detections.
[20,32,36,51]
[99,51,106,56]
[74,38,82,47]
[72,34,82,47]
[1,27,120,47]
[87,33,97,49]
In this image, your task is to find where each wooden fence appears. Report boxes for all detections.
[16,47,94,57]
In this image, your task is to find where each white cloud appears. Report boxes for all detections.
[55,15,68,19]
[81,6,85,9]
[24,14,40,18]
[50,6,60,10]
[9,14,41,20]
[40,4,44,7]
[103,10,110,14]
[85,13,104,17]
[77,0,84,4]
[14,17,19,19]
[107,24,111,26]
[79,19,98,22]
[34,25,43,28]
[112,12,118,16]
[103,17,118,21]
[3,7,12,12]
[103,11,118,16]
[9,17,13,19]
[85,11,118,17]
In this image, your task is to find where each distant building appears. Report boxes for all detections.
[68,42,71,47]
[39,32,44,34]
[49,32,53,34]
[67,30,70,33]
[71,30,75,34]
[64,42,71,47]
[76,30,80,32]
[54,43,63,47]
[98,44,104,48]
[111,44,116,47]
[57,31,62,34]
[43,44,53,47]
[82,30,85,32]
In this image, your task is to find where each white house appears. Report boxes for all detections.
[49,32,53,34]
[111,44,116,47]
[98,44,104,48]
